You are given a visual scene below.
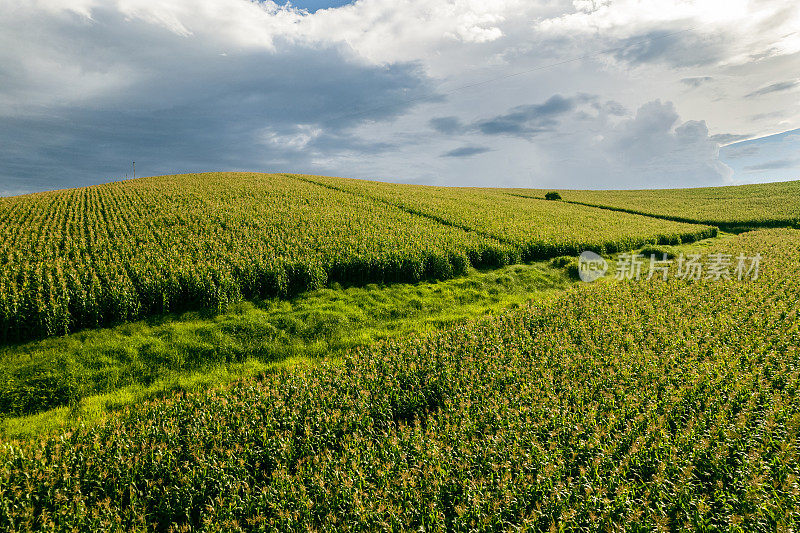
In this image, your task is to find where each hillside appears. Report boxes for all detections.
[293,175,714,254]
[2,228,798,530]
[0,172,714,342]
[1,174,799,530]
[507,180,800,229]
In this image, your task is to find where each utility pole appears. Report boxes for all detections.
[133,161,135,179]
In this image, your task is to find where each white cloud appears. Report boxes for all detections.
[0,0,797,192]
[596,100,732,187]
[262,124,323,151]
[535,0,799,67]
[413,97,732,189]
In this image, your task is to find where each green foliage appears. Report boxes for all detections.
[1,229,797,530]
[0,173,714,343]
[512,180,800,228]
[0,173,511,342]
[549,255,574,268]
[549,255,581,280]
[639,243,678,260]
[544,191,562,200]
[299,174,716,261]
[0,263,568,425]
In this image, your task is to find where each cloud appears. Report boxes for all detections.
[428,95,596,139]
[745,80,799,98]
[743,158,800,172]
[429,116,466,135]
[292,0,518,64]
[473,94,582,136]
[607,110,732,187]
[721,144,760,159]
[709,133,752,145]
[719,128,800,183]
[681,76,714,88]
[535,0,800,66]
[0,3,438,193]
[600,100,629,116]
[612,31,728,68]
[599,101,728,175]
[749,111,786,121]
[534,98,733,189]
[288,1,356,14]
[423,96,734,189]
[2,0,799,193]
[483,95,602,137]
[440,146,491,158]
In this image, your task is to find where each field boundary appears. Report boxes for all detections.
[287,174,520,246]
[503,192,799,232]
[4,228,798,529]
[290,174,717,257]
[0,174,720,345]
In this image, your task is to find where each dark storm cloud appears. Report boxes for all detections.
[0,7,437,194]
[745,80,799,98]
[440,146,491,158]
[428,95,588,139]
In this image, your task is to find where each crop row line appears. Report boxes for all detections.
[505,192,799,233]
[287,174,520,246]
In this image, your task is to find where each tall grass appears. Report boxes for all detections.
[1,262,570,437]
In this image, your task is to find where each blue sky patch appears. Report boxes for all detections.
[720,128,800,184]
[282,0,355,12]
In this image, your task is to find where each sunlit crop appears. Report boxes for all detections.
[510,180,800,228]
[1,229,795,531]
[299,174,716,258]
[0,173,713,342]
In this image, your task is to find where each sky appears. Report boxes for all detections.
[1,0,799,195]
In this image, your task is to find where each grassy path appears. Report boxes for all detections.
[1,262,571,439]
[1,228,737,440]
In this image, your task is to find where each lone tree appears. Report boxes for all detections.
[545,191,562,201]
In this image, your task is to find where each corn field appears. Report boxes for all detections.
[509,179,800,228]
[297,174,717,258]
[0,173,714,342]
[0,228,797,531]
